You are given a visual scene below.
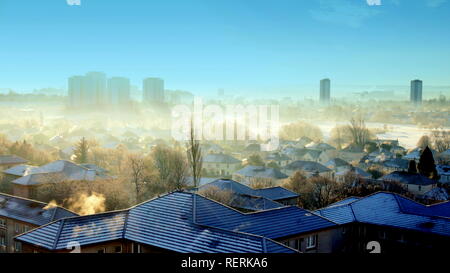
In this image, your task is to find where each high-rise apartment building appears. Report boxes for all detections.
[143,77,165,103]
[107,77,130,105]
[320,78,331,103]
[410,79,423,104]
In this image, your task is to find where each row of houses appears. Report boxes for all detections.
[2,190,448,253]
[0,156,110,199]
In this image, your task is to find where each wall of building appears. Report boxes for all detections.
[0,217,35,253]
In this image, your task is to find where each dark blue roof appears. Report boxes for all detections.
[0,193,78,226]
[316,192,450,236]
[380,171,436,185]
[196,179,298,210]
[255,187,299,201]
[199,179,298,200]
[16,192,297,253]
[194,195,337,239]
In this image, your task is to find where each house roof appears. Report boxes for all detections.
[0,155,28,165]
[315,192,450,237]
[11,160,107,185]
[341,144,364,153]
[229,195,285,211]
[265,152,291,162]
[255,187,299,201]
[15,192,297,253]
[203,153,241,164]
[234,165,288,179]
[324,158,350,169]
[284,160,331,173]
[195,195,337,239]
[2,164,38,176]
[0,193,77,226]
[336,167,371,178]
[305,142,336,151]
[198,179,298,203]
[380,171,437,186]
[381,158,409,170]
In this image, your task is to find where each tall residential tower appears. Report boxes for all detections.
[143,77,165,103]
[410,79,423,104]
[320,78,331,103]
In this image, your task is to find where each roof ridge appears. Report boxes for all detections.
[121,210,130,238]
[53,218,66,249]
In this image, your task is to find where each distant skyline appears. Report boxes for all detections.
[0,0,450,96]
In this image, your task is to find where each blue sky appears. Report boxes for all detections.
[0,0,449,96]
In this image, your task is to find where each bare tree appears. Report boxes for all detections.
[432,130,450,153]
[187,119,203,187]
[346,117,371,148]
[128,154,147,203]
[167,148,188,191]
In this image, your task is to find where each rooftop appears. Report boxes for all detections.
[234,165,288,179]
[316,192,450,236]
[16,192,299,253]
[284,160,331,173]
[0,193,77,226]
[0,155,28,165]
[380,171,437,186]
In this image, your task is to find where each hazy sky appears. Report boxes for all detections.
[0,0,449,96]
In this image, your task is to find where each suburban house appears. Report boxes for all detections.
[15,192,302,253]
[305,142,336,152]
[201,143,224,155]
[335,167,372,182]
[5,160,110,199]
[296,136,313,148]
[282,147,330,164]
[0,155,28,171]
[196,179,299,211]
[283,160,333,178]
[380,171,437,195]
[232,165,289,186]
[305,142,338,159]
[338,144,366,163]
[202,153,242,177]
[265,152,292,167]
[403,147,438,162]
[378,158,409,172]
[0,193,77,253]
[316,192,450,253]
[324,158,351,173]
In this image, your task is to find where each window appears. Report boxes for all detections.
[0,235,6,246]
[114,246,122,253]
[22,225,28,233]
[306,235,317,249]
[132,243,141,253]
[15,223,20,233]
[14,241,22,252]
[97,248,106,253]
[0,218,6,228]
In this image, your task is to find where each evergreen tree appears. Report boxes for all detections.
[407,160,417,174]
[417,146,438,179]
[74,137,89,164]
